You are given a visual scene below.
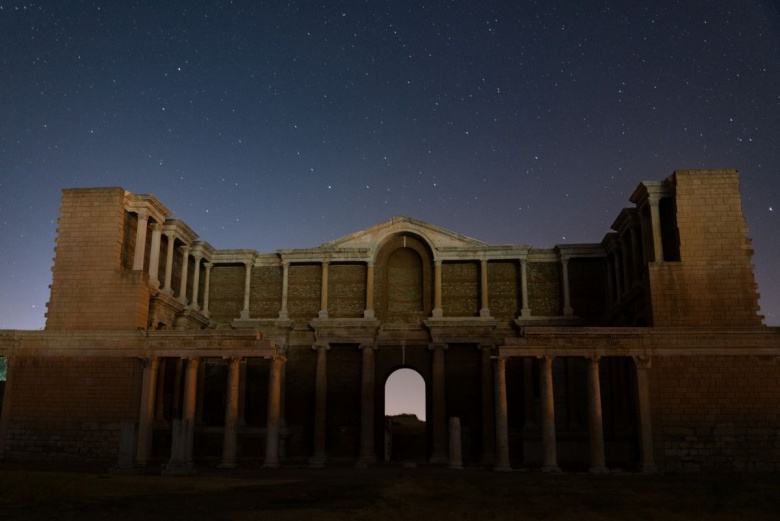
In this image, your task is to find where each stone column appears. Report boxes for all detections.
[154,358,167,422]
[561,256,573,317]
[523,358,536,429]
[136,357,159,467]
[520,258,531,318]
[133,209,149,271]
[357,344,377,467]
[220,357,241,468]
[181,357,200,468]
[202,262,213,317]
[586,356,608,474]
[278,261,289,320]
[620,236,632,290]
[540,355,560,472]
[630,225,642,283]
[319,261,329,319]
[648,196,664,262]
[148,222,163,289]
[177,245,190,305]
[364,261,375,318]
[264,353,285,469]
[448,417,464,470]
[432,260,443,318]
[162,232,176,295]
[479,344,495,466]
[310,344,329,468]
[190,253,202,311]
[493,357,511,472]
[240,259,252,320]
[429,342,448,463]
[634,356,657,473]
[479,259,491,317]
[614,250,624,298]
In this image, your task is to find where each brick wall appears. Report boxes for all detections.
[652,355,780,472]
[250,266,283,319]
[4,357,141,462]
[442,262,479,317]
[488,261,519,319]
[649,170,762,327]
[46,188,151,330]
[208,265,244,324]
[527,261,561,316]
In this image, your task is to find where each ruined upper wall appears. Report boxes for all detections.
[645,170,762,327]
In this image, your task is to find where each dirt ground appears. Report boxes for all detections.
[1,463,779,521]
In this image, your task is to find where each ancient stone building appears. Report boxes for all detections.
[1,169,779,472]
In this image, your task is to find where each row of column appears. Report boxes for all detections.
[135,353,286,471]
[493,355,656,473]
[131,210,214,316]
[605,225,644,306]
[236,257,573,322]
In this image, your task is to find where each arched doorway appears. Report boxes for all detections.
[384,368,426,463]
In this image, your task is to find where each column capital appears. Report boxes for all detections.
[359,343,377,351]
[179,244,191,254]
[151,221,163,232]
[538,354,556,363]
[137,208,149,220]
[428,342,448,351]
[366,259,375,267]
[587,354,602,363]
[204,261,213,270]
[633,355,652,370]
[222,355,243,362]
[478,343,495,351]
[434,259,443,267]
[312,343,331,351]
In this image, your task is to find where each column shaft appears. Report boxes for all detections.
[634,356,657,472]
[493,358,511,471]
[136,357,160,467]
[182,357,200,467]
[279,262,289,320]
[220,357,241,468]
[310,345,328,467]
[520,258,531,317]
[240,260,252,319]
[479,344,495,466]
[586,356,607,473]
[364,262,375,318]
[133,210,149,271]
[190,254,202,311]
[479,259,490,317]
[162,233,175,295]
[649,198,664,262]
[561,257,573,316]
[540,356,559,472]
[177,246,190,305]
[264,355,284,468]
[202,263,212,317]
[430,343,447,463]
[357,345,376,467]
[432,261,443,317]
[149,223,163,289]
[319,262,329,318]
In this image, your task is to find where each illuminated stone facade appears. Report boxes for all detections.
[1,169,778,472]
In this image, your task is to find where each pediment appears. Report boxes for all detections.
[321,216,487,252]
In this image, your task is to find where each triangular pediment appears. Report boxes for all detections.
[321,216,487,251]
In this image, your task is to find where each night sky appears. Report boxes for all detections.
[2,1,780,337]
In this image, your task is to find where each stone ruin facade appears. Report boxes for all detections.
[1,169,779,473]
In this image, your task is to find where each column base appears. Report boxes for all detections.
[354,457,374,469]
[479,308,491,318]
[448,462,464,470]
[277,310,289,320]
[640,464,658,474]
[308,454,327,468]
[240,309,251,320]
[217,462,236,469]
[493,463,512,472]
[318,309,329,319]
[363,309,375,319]
[429,451,448,464]
[589,466,609,475]
[542,465,562,473]
[263,461,281,469]
[431,308,443,318]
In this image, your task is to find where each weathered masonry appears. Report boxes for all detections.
[1,169,779,472]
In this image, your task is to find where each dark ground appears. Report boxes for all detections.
[1,462,780,521]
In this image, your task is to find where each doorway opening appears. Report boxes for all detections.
[384,368,426,463]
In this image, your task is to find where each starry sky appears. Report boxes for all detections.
[2,1,780,336]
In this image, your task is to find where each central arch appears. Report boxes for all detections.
[374,233,434,322]
[384,367,427,463]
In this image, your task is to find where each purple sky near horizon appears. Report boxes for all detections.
[1,2,779,416]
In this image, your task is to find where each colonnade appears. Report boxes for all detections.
[493,355,656,473]
[234,256,574,322]
[134,352,286,471]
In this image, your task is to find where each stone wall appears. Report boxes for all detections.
[442,262,479,317]
[527,261,560,316]
[652,355,780,472]
[3,357,141,462]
